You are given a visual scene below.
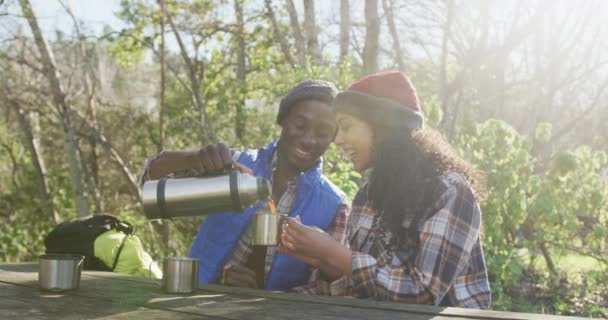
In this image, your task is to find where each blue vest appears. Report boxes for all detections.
[189,140,345,291]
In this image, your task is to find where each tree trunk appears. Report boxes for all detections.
[438,0,454,132]
[150,0,172,246]
[19,0,90,217]
[234,0,247,143]
[303,0,321,63]
[339,0,350,64]
[161,0,213,146]
[382,0,405,70]
[75,129,102,213]
[265,0,296,67]
[285,0,306,66]
[158,0,166,153]
[363,0,380,74]
[12,101,60,224]
[540,242,558,277]
[62,1,104,213]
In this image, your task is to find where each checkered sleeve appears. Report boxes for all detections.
[290,203,352,296]
[225,228,253,267]
[350,182,483,306]
[416,183,483,306]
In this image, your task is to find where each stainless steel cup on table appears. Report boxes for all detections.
[38,254,84,291]
[162,257,199,294]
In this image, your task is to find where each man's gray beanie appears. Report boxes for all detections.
[276,80,338,124]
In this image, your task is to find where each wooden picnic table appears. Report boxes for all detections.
[0,263,591,320]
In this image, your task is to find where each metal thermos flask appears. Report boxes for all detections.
[142,170,271,220]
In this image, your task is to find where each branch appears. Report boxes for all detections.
[264,0,296,67]
[0,52,45,74]
[72,110,141,203]
[549,75,608,144]
[548,241,608,267]
[119,31,193,96]
[0,141,19,190]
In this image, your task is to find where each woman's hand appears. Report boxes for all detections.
[277,216,353,279]
[278,216,332,259]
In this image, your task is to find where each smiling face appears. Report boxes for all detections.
[334,112,375,172]
[278,99,337,172]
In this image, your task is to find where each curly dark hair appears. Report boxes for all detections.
[368,127,486,235]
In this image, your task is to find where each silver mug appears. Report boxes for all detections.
[150,257,199,294]
[38,254,84,291]
[251,213,288,246]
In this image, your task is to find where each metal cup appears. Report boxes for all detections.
[38,254,84,292]
[251,213,288,246]
[162,257,199,294]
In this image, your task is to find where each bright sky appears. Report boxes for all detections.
[1,0,337,35]
[1,0,338,50]
[3,0,126,38]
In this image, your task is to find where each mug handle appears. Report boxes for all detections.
[148,261,161,285]
[277,214,289,245]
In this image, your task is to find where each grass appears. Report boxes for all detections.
[516,249,603,273]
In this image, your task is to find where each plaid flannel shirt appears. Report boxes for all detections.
[294,172,491,309]
[223,151,349,285]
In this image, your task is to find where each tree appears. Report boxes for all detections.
[160,0,215,146]
[19,0,90,217]
[339,0,350,63]
[382,0,405,70]
[265,0,296,67]
[158,0,166,152]
[363,0,379,74]
[60,0,103,212]
[285,0,306,66]
[234,0,247,142]
[303,0,321,63]
[10,99,59,224]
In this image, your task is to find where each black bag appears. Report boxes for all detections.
[44,214,134,271]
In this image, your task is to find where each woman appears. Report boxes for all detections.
[277,71,491,308]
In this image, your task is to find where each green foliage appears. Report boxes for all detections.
[323,144,360,201]
[0,125,59,262]
[457,119,534,307]
[456,119,608,312]
[535,122,552,143]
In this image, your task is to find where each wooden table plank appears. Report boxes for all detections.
[0,282,214,320]
[85,270,590,320]
[0,263,594,320]
[0,264,453,320]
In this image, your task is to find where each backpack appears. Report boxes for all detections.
[44,214,134,271]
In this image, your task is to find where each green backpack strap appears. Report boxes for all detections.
[109,221,135,272]
[110,233,129,272]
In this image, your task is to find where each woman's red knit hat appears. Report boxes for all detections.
[333,70,424,131]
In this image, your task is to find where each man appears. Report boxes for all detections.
[141,80,348,291]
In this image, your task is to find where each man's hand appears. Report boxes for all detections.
[222,265,259,289]
[147,143,253,180]
[190,143,233,175]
